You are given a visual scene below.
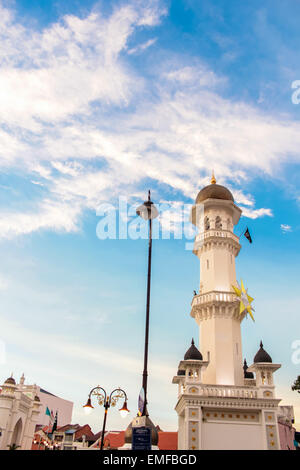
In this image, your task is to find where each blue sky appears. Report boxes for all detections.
[0,0,299,432]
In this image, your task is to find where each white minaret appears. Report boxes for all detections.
[173,175,284,450]
[190,173,245,386]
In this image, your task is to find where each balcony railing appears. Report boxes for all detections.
[194,230,240,244]
[189,384,258,399]
[192,291,238,306]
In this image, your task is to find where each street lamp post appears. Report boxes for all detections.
[83,386,129,450]
[136,190,159,417]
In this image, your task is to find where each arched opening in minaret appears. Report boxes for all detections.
[215,216,222,229]
[204,216,210,230]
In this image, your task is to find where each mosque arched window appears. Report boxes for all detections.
[215,216,222,229]
[204,216,210,230]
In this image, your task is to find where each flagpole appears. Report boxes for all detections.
[237,225,247,239]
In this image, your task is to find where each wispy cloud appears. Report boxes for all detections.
[240,207,273,219]
[0,0,299,238]
[281,224,292,233]
[128,37,157,54]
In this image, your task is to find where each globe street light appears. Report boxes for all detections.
[136,190,159,417]
[83,386,129,450]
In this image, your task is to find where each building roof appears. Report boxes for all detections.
[254,341,272,363]
[42,425,52,433]
[75,424,95,441]
[103,431,126,449]
[158,432,178,450]
[56,424,80,433]
[196,183,234,204]
[55,424,96,442]
[184,339,203,361]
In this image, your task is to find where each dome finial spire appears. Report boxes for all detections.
[211,170,216,184]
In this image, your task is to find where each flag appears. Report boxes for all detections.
[45,406,51,417]
[52,411,58,434]
[244,227,252,243]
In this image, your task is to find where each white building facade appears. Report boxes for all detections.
[0,375,41,450]
[0,373,73,450]
[173,176,282,450]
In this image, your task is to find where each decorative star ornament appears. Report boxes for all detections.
[232,280,255,321]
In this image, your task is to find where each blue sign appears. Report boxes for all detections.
[132,426,152,450]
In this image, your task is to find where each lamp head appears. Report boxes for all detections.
[83,397,94,415]
[119,400,130,418]
[136,190,159,220]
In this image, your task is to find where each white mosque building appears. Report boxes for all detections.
[173,175,285,450]
[0,373,73,450]
[0,375,42,450]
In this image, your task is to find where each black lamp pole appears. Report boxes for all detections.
[83,386,129,450]
[136,191,159,416]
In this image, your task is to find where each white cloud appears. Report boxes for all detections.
[0,1,299,237]
[165,64,223,88]
[0,1,166,131]
[128,37,157,54]
[0,199,82,238]
[241,207,273,219]
[231,189,255,207]
[281,224,292,233]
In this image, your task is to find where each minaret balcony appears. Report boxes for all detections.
[193,229,240,255]
[191,290,244,321]
[192,290,237,306]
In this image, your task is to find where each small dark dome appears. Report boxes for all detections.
[243,359,254,379]
[34,395,40,402]
[177,369,185,376]
[4,376,16,385]
[184,339,203,361]
[196,183,234,204]
[254,341,272,363]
